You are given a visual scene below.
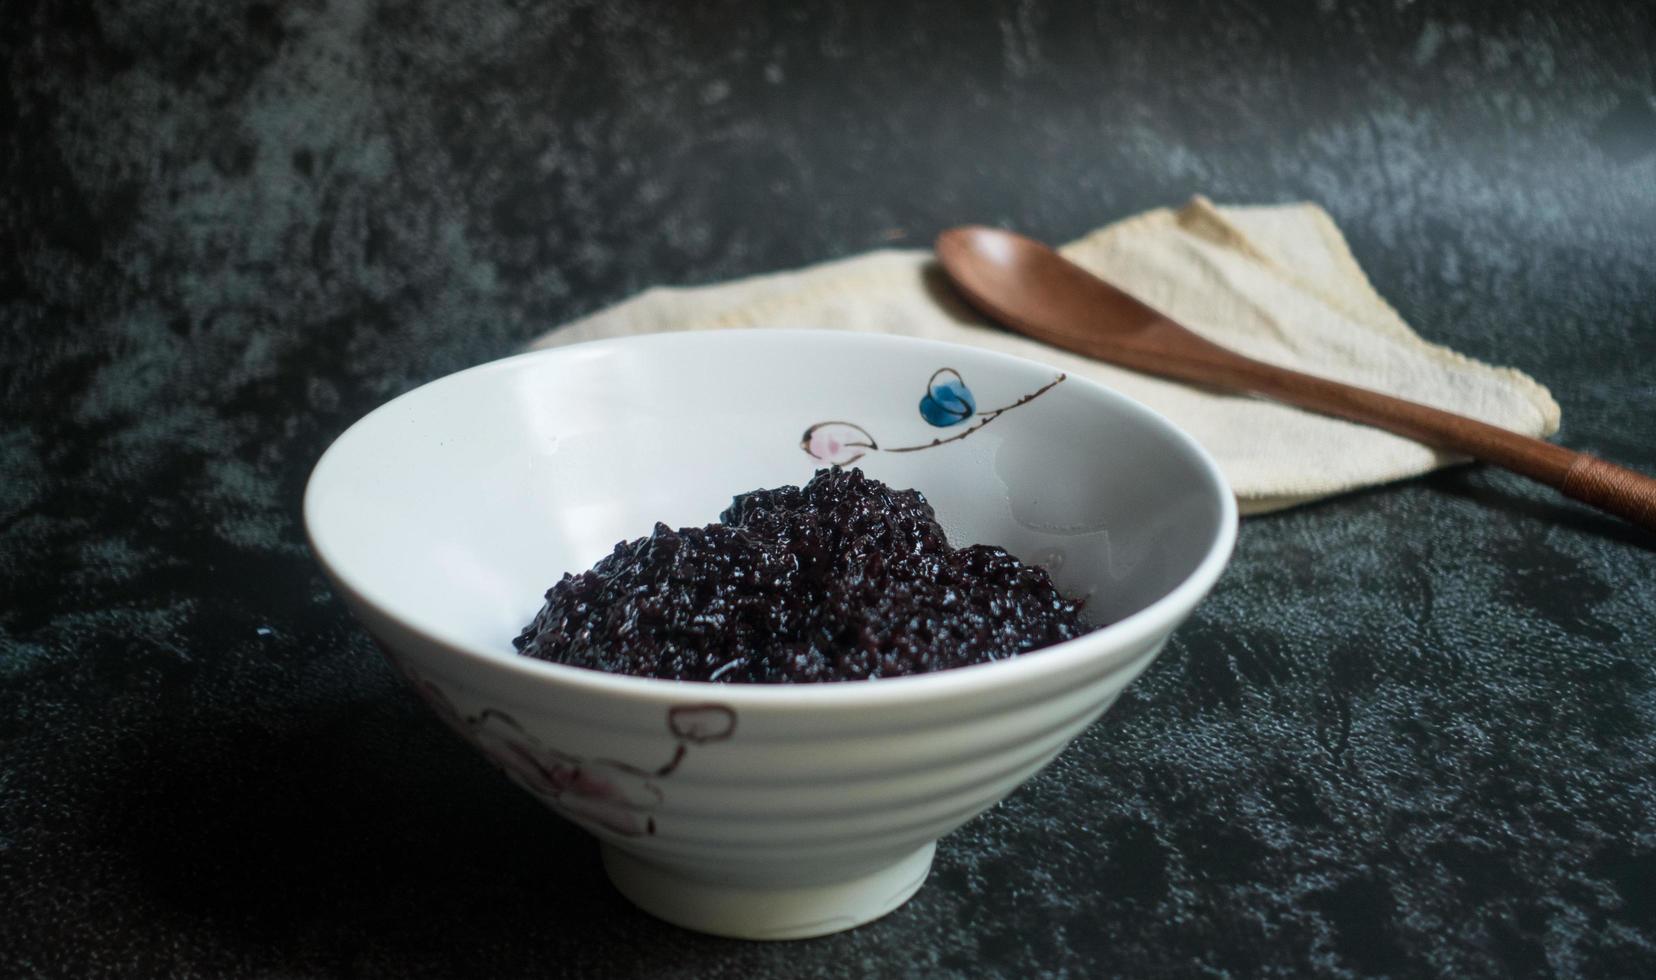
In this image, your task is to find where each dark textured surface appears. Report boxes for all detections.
[3,0,1654,976]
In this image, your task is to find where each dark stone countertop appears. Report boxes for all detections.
[4,1,1654,976]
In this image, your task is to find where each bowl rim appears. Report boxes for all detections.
[304,329,1238,709]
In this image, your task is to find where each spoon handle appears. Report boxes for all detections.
[1189,348,1656,530]
[934,224,1656,531]
[1055,325,1656,531]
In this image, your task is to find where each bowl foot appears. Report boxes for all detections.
[600,841,936,940]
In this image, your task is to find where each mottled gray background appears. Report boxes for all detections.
[3,0,1655,977]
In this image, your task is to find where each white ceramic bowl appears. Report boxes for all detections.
[304,330,1236,939]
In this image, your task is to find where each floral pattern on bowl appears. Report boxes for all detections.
[802,367,1065,466]
[385,648,735,838]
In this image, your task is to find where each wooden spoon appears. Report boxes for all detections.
[935,225,1656,531]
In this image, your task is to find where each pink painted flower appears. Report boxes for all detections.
[802,422,877,465]
[468,711,661,837]
[388,664,738,840]
[552,760,664,837]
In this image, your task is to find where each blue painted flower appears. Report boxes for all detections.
[800,367,1063,462]
[918,368,976,427]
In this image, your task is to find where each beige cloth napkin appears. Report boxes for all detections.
[530,197,1559,515]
